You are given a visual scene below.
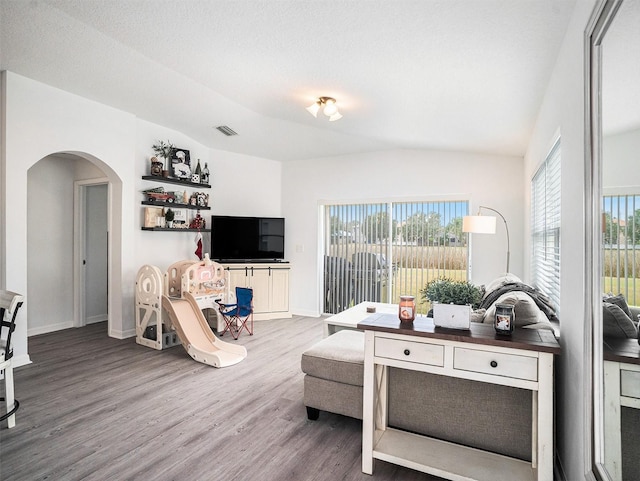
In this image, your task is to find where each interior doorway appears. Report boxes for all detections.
[82,183,108,325]
[27,154,113,336]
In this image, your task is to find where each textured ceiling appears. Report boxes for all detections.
[0,0,578,161]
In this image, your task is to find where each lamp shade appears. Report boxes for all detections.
[306,102,320,117]
[462,215,496,234]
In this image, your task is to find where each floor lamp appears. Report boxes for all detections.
[463,206,510,274]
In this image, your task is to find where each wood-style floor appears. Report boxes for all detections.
[0,316,440,481]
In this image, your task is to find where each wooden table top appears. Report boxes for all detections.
[357,313,561,355]
[603,337,640,365]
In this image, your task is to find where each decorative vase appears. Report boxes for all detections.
[433,303,471,330]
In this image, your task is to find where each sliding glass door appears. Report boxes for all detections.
[322,200,469,314]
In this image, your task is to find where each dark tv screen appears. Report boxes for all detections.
[210,215,285,261]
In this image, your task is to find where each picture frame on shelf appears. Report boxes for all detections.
[144,207,164,228]
[172,209,187,225]
[170,148,191,179]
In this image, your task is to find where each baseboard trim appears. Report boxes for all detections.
[28,321,74,337]
[86,314,108,324]
[10,353,32,369]
[109,328,136,339]
[291,307,321,318]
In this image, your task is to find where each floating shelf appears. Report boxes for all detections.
[141,200,210,210]
[142,175,210,189]
[141,227,211,232]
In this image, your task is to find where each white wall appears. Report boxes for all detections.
[523,0,597,478]
[282,149,524,316]
[2,71,282,365]
[603,127,640,190]
[134,119,283,273]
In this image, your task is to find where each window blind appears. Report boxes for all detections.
[531,139,561,315]
[323,200,469,315]
[602,194,640,305]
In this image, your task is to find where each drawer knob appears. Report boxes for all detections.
[490,360,498,368]
[404,349,410,356]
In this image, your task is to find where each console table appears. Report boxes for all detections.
[357,313,560,481]
[323,301,398,337]
[603,337,640,481]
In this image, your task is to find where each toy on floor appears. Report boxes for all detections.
[135,255,246,367]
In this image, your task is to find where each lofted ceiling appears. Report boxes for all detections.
[0,0,578,161]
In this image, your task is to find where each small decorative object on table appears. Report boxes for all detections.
[494,303,515,335]
[421,277,481,330]
[398,295,416,323]
[366,305,376,313]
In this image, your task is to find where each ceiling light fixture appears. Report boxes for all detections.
[306,97,343,121]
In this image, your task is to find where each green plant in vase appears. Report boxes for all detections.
[421,277,482,314]
[152,139,174,174]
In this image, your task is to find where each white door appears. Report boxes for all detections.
[83,184,108,324]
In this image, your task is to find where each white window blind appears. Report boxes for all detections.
[602,194,640,305]
[323,200,469,315]
[531,139,561,314]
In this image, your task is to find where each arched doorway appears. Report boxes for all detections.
[26,151,121,337]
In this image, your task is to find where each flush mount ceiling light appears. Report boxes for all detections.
[306,96,343,121]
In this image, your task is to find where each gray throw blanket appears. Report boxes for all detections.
[479,282,559,323]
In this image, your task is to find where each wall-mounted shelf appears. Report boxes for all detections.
[141,173,210,231]
[142,227,211,232]
[142,175,210,189]
[141,200,210,211]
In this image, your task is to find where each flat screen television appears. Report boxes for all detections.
[210,215,285,262]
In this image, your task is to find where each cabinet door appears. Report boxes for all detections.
[247,268,271,314]
[226,268,249,299]
[270,268,290,313]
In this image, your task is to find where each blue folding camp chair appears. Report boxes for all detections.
[216,287,254,340]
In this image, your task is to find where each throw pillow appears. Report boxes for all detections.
[604,294,633,320]
[482,291,546,328]
[482,274,523,300]
[602,302,638,338]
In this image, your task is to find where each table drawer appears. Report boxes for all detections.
[453,347,538,381]
[621,369,640,399]
[375,337,444,366]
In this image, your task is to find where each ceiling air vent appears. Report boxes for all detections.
[215,125,238,136]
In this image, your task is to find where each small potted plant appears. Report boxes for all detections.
[421,277,482,329]
[152,139,174,176]
[164,208,175,228]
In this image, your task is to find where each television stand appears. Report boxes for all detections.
[221,262,291,320]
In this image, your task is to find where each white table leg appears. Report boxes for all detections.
[4,363,16,428]
[536,352,554,481]
[362,331,375,474]
[603,361,622,481]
